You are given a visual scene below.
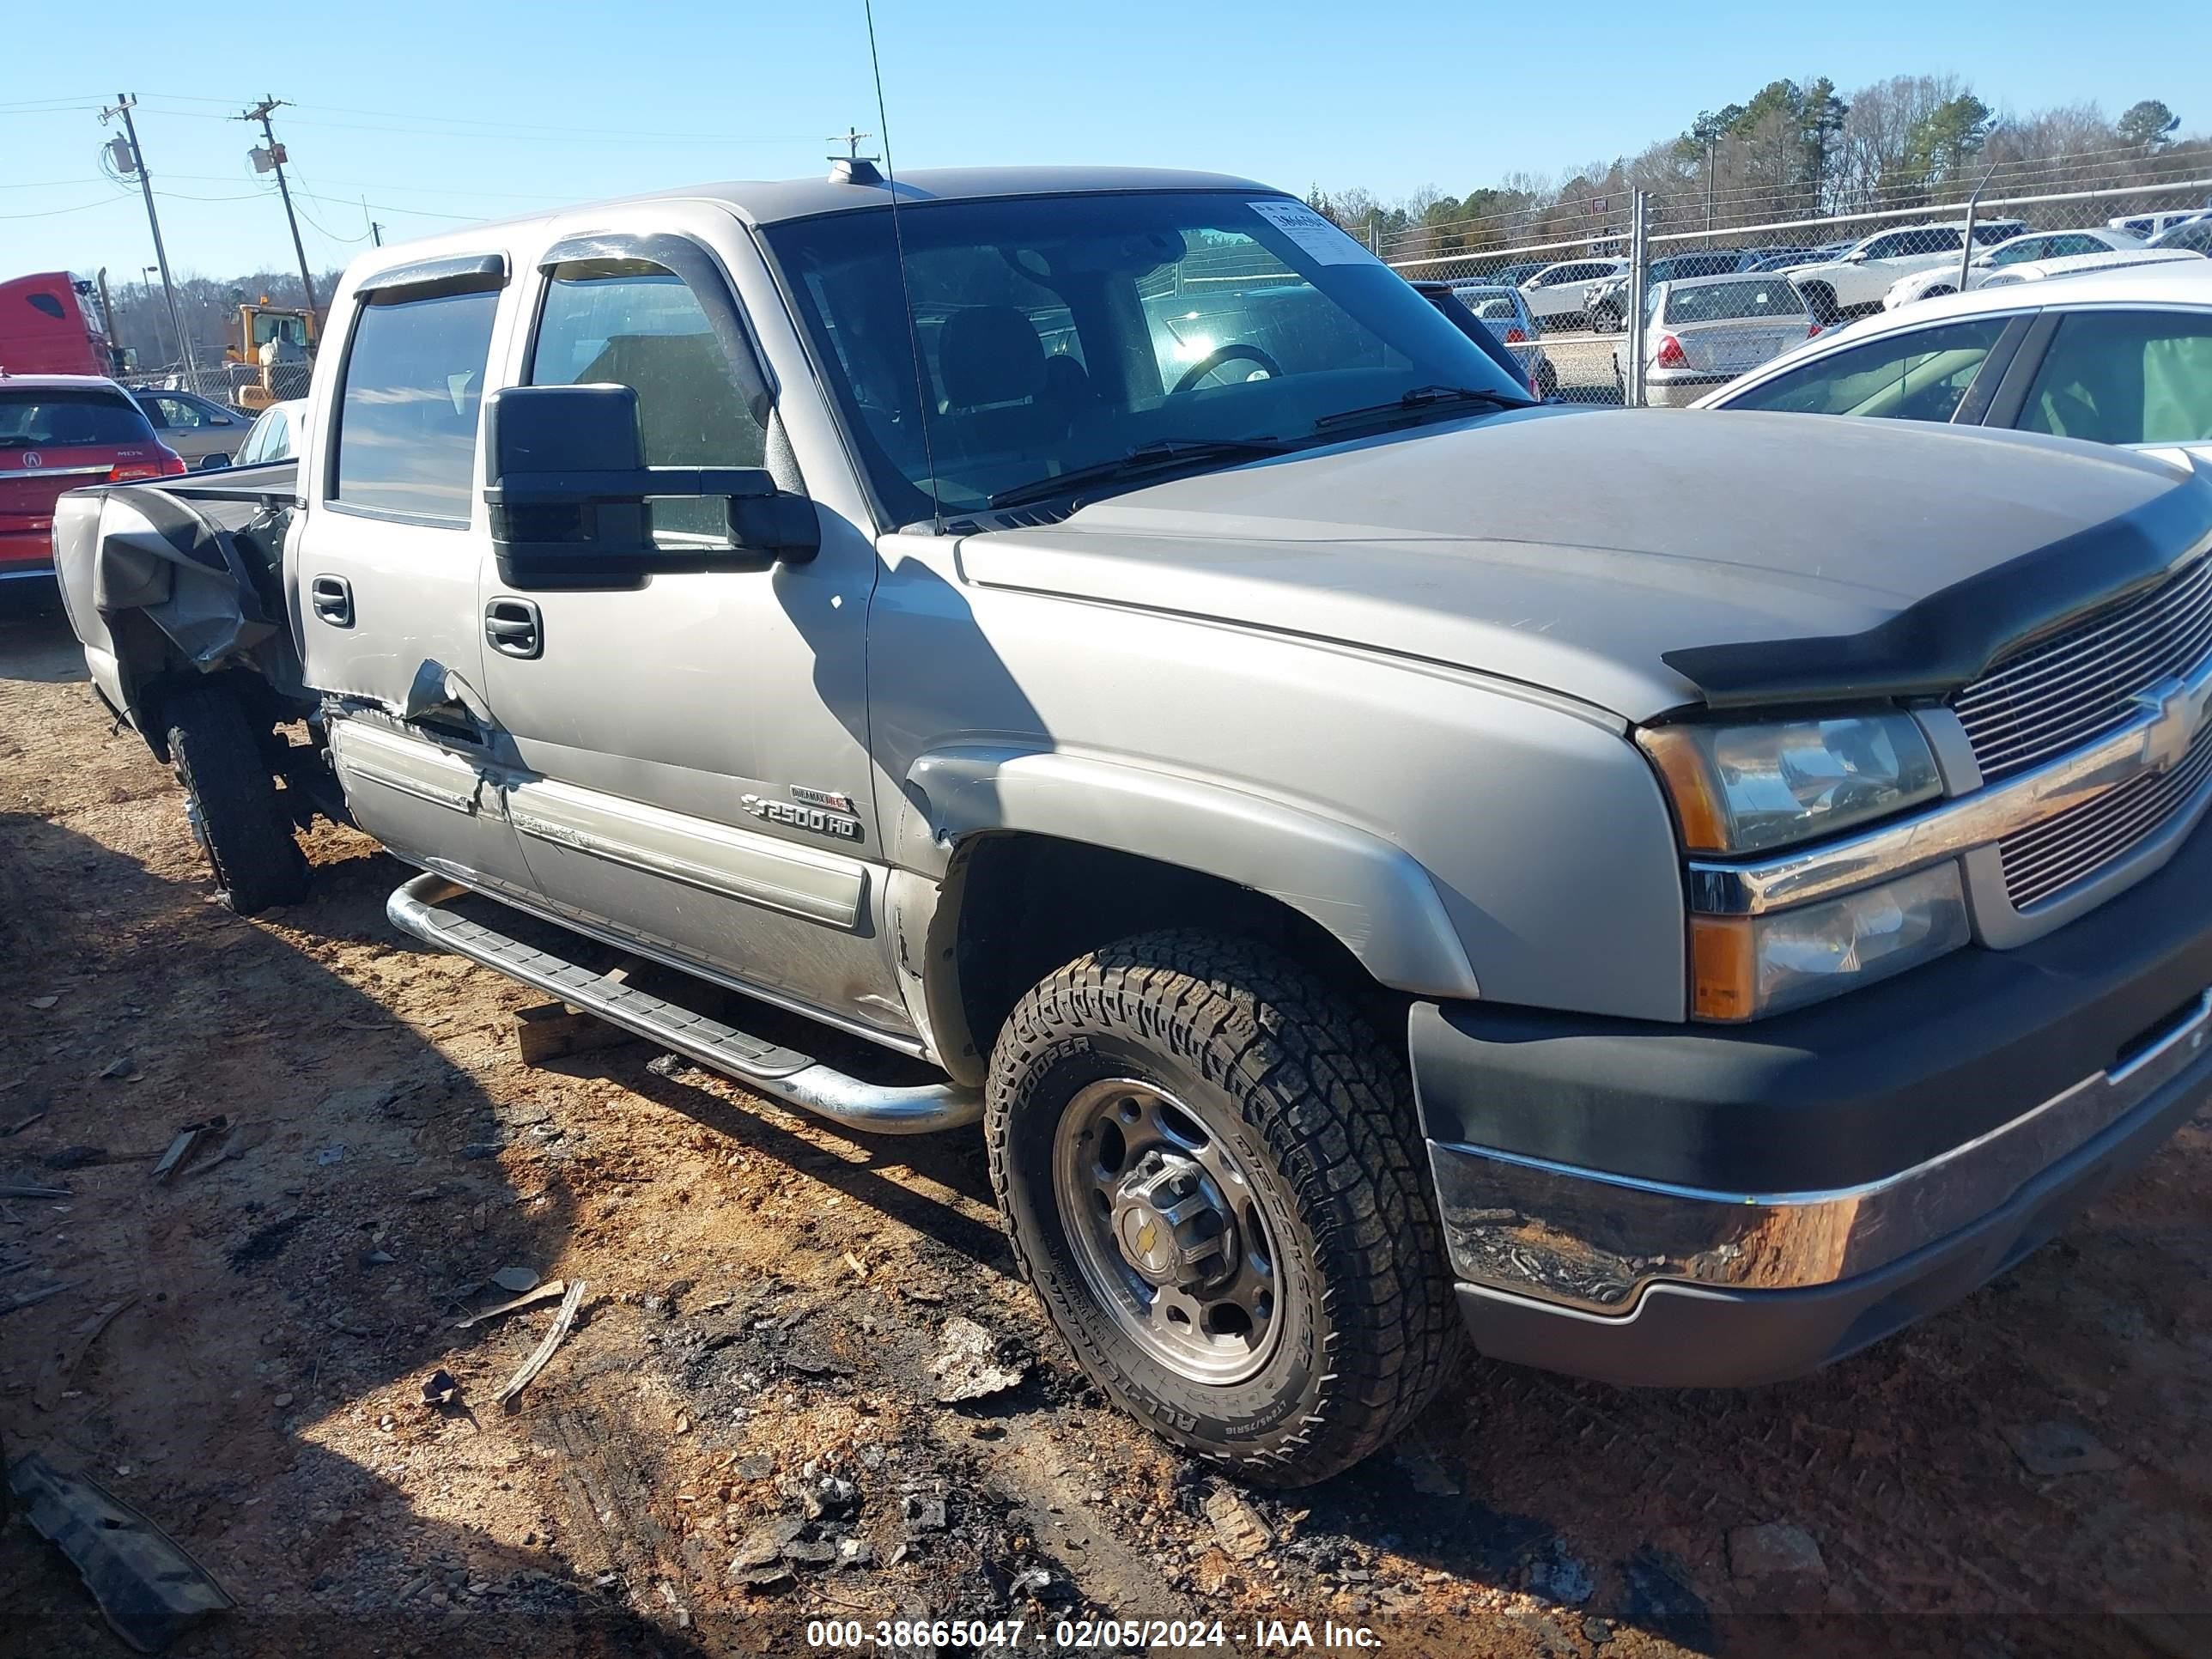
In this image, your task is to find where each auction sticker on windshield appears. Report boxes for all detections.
[1249,199,1371,264]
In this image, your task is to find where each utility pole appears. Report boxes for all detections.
[100,95,200,392]
[1705,142,1716,233]
[239,97,318,313]
[830,127,872,160]
[362,197,383,247]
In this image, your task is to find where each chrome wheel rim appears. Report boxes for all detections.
[1052,1078,1282,1385]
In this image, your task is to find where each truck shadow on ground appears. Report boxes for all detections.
[0,808,726,1656]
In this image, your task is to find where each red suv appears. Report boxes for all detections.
[2,374,185,583]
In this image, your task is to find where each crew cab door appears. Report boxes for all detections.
[295,252,540,897]
[474,210,906,1037]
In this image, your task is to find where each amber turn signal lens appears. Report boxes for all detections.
[1638,726,1729,853]
[1688,915,1756,1022]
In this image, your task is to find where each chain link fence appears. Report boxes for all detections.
[1389,173,2212,407]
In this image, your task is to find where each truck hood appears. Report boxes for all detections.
[957,408,2212,720]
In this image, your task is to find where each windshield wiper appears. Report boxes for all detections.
[988,437,1292,510]
[1308,384,1532,435]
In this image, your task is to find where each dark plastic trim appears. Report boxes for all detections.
[354,252,508,298]
[1660,470,2212,708]
[1449,1056,2205,1388]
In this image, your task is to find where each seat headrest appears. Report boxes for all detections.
[939,306,1046,409]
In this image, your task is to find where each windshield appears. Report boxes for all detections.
[763,191,1528,521]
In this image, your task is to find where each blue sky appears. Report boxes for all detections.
[7,0,2204,281]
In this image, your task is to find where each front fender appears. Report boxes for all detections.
[895,745,1481,1000]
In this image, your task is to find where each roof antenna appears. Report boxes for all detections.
[863,0,943,533]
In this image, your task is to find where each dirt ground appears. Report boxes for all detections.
[2,591,2209,1659]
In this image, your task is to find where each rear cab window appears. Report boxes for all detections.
[330,277,502,524]
[1663,280,1808,325]
[0,387,155,448]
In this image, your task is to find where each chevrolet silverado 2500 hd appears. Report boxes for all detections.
[52,166,2212,1486]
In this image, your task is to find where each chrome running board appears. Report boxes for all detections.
[386,872,981,1135]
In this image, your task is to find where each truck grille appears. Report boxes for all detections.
[1954,553,2212,783]
[1999,717,2212,909]
[1950,552,2212,910]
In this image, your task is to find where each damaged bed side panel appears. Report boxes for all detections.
[51,470,301,744]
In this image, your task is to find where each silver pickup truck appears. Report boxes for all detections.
[52,165,2212,1487]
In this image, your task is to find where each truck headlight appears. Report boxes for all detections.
[1639,711,1942,854]
[1688,863,1970,1020]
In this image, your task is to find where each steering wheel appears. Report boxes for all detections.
[1170,343,1284,394]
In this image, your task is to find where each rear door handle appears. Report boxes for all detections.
[310,574,353,627]
[484,598,543,659]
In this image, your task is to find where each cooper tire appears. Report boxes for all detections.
[164,684,308,915]
[986,931,1459,1486]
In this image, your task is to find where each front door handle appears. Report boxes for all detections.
[484,597,543,659]
[310,574,353,627]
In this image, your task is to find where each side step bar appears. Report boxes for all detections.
[387,873,981,1135]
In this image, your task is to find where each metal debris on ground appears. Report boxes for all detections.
[0,1183,70,1200]
[490,1266,541,1293]
[421,1369,460,1407]
[453,1278,568,1329]
[929,1315,1028,1403]
[33,1295,139,1410]
[493,1278,587,1406]
[1203,1486,1274,1561]
[151,1128,203,1183]
[97,1057,141,1082]
[27,995,59,1010]
[2,1111,48,1137]
[7,1451,235,1653]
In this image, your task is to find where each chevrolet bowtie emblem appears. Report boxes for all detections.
[2136,675,2210,775]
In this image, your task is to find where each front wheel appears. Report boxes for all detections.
[986,932,1459,1486]
[164,684,309,915]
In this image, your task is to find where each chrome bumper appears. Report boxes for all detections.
[1431,984,2212,1313]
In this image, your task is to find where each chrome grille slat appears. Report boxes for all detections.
[1959,556,2212,720]
[1959,606,2212,751]
[1999,722,2212,908]
[1954,551,2212,908]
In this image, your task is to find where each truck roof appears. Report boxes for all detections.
[345,166,1279,275]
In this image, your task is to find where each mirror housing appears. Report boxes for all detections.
[483,383,818,590]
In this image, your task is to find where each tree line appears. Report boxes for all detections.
[97,268,343,379]
[1307,82,2205,263]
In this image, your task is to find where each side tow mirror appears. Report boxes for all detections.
[483,383,818,591]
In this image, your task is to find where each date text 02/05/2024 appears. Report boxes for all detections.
[802,1619,1382,1650]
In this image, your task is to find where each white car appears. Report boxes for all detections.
[2111,210,2212,240]
[232,398,307,467]
[1611,272,1816,406]
[1881,228,2145,309]
[1691,261,2212,465]
[1975,247,2206,291]
[1787,218,2027,324]
[1517,258,1628,329]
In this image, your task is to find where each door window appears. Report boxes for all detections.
[2016,309,2212,447]
[151,396,210,428]
[528,259,769,544]
[331,285,501,523]
[1985,239,2045,267]
[1723,317,2011,422]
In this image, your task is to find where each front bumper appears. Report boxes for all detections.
[1413,816,2212,1387]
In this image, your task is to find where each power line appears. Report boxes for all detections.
[0,196,125,220]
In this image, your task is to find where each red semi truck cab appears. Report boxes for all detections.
[0,272,127,379]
